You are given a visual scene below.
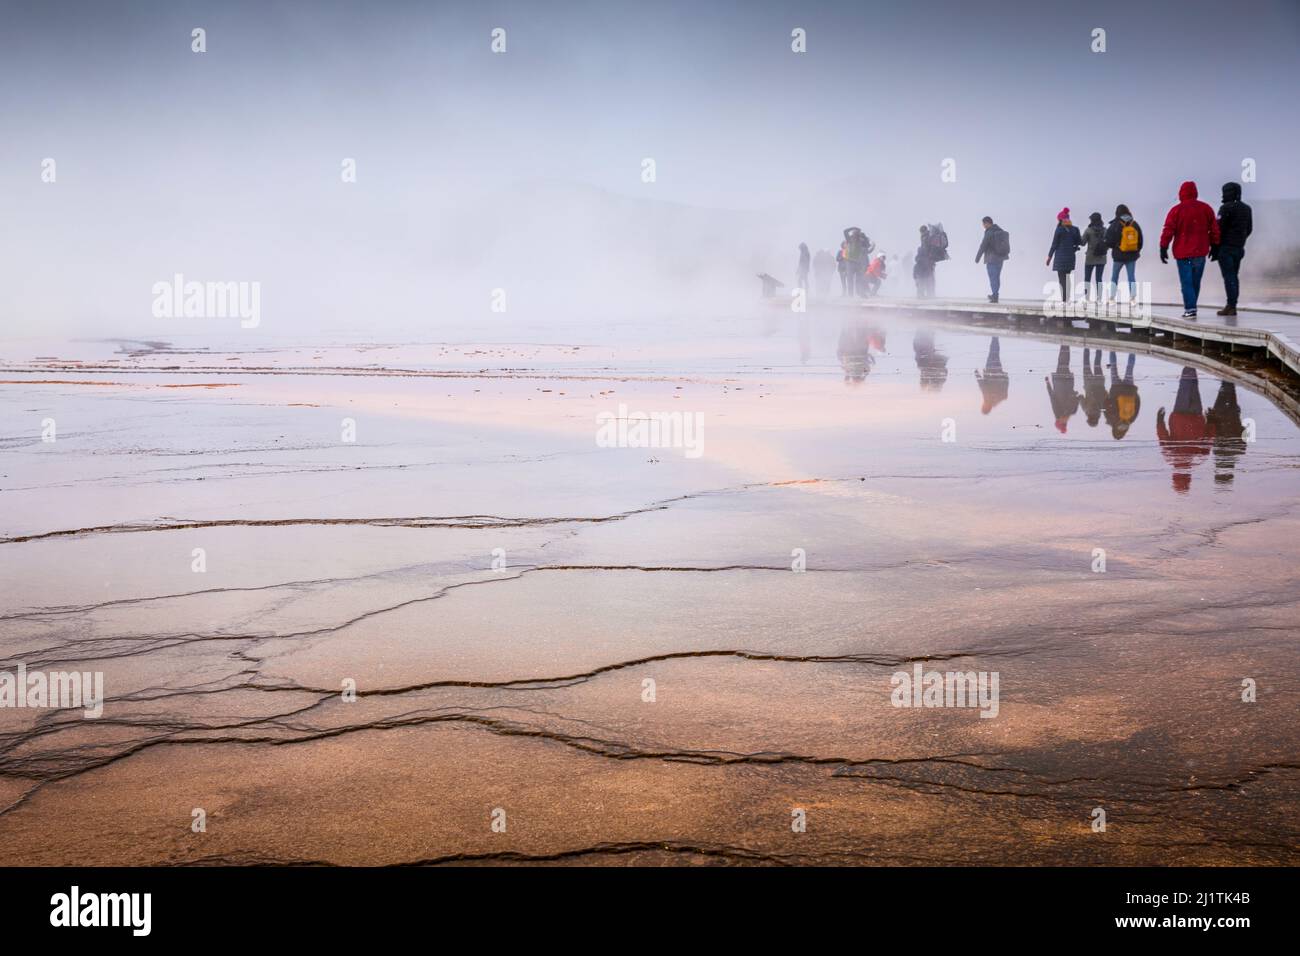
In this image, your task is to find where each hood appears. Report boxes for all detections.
[1178,180,1198,201]
[1222,181,1242,202]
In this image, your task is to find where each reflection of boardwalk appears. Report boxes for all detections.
[808,296,1300,379]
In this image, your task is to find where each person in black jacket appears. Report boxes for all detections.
[975,217,1010,303]
[1045,208,1082,302]
[813,248,835,298]
[913,227,937,298]
[1080,213,1108,303]
[796,243,811,291]
[1213,182,1253,317]
[1103,203,1143,302]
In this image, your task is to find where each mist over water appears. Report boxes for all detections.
[3,0,1299,338]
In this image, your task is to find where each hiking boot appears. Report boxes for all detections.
[1217,306,1237,316]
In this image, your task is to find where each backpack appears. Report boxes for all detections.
[992,228,1011,258]
[927,224,949,261]
[1119,221,1140,253]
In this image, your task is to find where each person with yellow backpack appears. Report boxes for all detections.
[1103,203,1143,302]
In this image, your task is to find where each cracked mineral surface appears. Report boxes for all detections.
[1,317,1297,865]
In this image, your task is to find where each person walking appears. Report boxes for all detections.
[843,227,874,296]
[1103,204,1143,303]
[1159,181,1220,318]
[1214,182,1253,317]
[913,229,936,299]
[813,247,835,299]
[975,216,1010,303]
[1045,208,1081,303]
[1080,213,1108,304]
[796,242,811,292]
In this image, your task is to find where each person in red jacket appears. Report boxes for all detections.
[1156,367,1216,493]
[1159,181,1221,318]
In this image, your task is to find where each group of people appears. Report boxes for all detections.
[1027,180,1253,317]
[796,228,890,299]
[787,179,1255,317]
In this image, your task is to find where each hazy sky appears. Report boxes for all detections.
[3,0,1298,333]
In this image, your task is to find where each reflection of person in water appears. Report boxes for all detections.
[1080,348,1107,427]
[1206,381,1246,486]
[1156,367,1215,494]
[974,337,1009,414]
[1103,352,1141,440]
[1044,345,1081,432]
[913,329,948,391]
[837,318,883,385]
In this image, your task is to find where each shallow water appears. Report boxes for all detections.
[1,313,1297,864]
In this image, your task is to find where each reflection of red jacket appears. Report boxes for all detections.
[1157,411,1214,490]
[1159,181,1220,259]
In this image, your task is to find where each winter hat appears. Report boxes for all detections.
[1089,212,1103,226]
[1057,207,1070,222]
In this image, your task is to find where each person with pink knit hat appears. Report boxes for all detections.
[1045,207,1082,303]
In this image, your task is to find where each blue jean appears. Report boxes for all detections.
[985,259,1003,296]
[1110,259,1136,298]
[1176,256,1206,311]
[1218,246,1243,307]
